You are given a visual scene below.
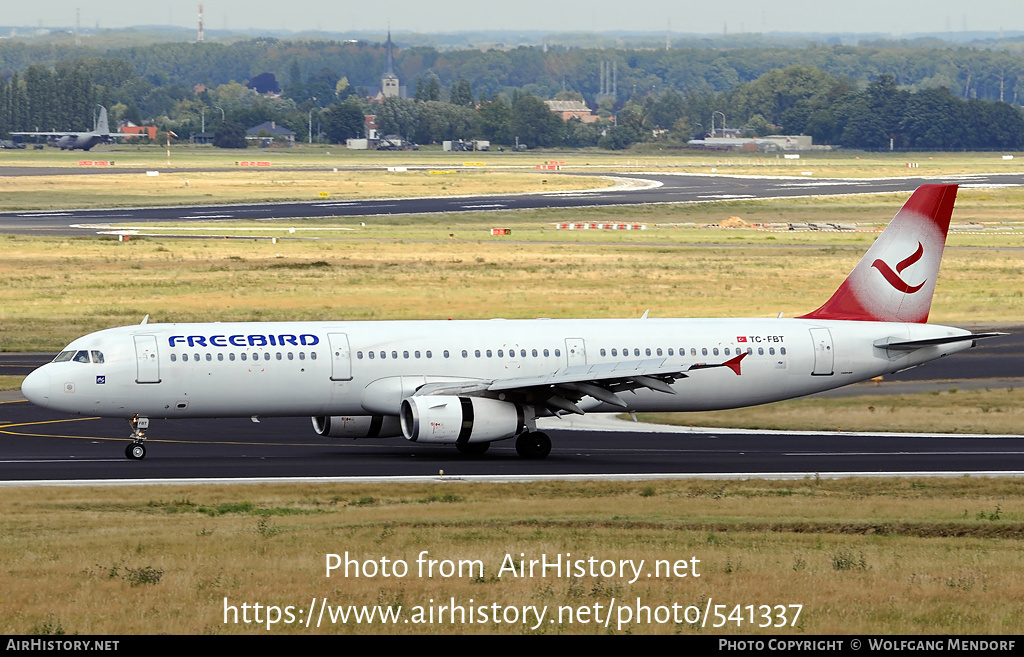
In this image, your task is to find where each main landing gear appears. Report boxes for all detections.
[125,415,149,460]
[515,431,551,459]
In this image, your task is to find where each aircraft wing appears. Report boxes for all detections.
[10,131,79,137]
[414,353,746,415]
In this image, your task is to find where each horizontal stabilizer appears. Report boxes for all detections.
[874,332,1006,350]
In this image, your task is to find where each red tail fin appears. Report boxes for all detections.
[799,184,957,323]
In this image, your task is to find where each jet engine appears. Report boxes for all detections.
[400,396,525,444]
[311,415,402,438]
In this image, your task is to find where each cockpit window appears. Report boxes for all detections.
[90,350,104,363]
[73,350,91,363]
[53,351,75,363]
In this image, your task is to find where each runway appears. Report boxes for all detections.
[1,398,1023,483]
[4,171,1024,235]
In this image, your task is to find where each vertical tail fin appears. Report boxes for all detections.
[95,106,109,134]
[798,184,957,324]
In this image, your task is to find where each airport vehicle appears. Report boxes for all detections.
[11,106,138,151]
[21,185,1000,460]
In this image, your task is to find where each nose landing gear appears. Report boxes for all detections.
[125,415,149,460]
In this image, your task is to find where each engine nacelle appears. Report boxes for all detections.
[311,415,402,439]
[400,396,525,444]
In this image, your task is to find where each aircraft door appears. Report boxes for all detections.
[809,328,834,376]
[565,338,587,366]
[328,333,353,381]
[133,335,161,384]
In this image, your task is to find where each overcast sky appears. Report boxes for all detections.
[5,1,1024,36]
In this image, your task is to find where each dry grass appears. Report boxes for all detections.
[2,478,1023,634]
[0,216,1021,351]
[0,170,606,210]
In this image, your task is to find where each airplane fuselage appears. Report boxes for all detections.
[22,317,971,421]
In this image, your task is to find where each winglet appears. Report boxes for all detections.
[798,184,957,323]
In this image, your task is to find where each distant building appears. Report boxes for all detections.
[119,122,157,140]
[544,100,598,123]
[245,121,296,145]
[380,30,399,99]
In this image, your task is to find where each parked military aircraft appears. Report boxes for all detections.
[11,106,138,151]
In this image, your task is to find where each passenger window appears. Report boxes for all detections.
[415,351,421,358]
[230,353,236,361]
[520,349,526,358]
[758,347,764,355]
[769,347,775,355]
[391,351,397,359]
[600,348,607,357]
[194,353,200,361]
[404,351,410,359]
[746,347,752,355]
[713,348,719,356]
[462,350,468,358]
[475,350,481,358]
[367,351,373,359]
[701,348,708,356]
[357,351,363,359]
[645,348,652,356]
[426,350,432,358]
[725,348,730,355]
[310,352,317,360]
[443,350,450,358]
[380,351,386,359]
[656,348,662,356]
[611,348,617,357]
[486,350,492,358]
[498,350,504,358]
[691,348,697,356]
[300,352,306,360]
[543,349,549,357]
[668,348,674,356]
[267,352,273,360]
[171,354,177,362]
[555,349,561,357]
[780,347,787,356]
[241,353,247,361]
[206,353,212,361]
[218,353,224,361]
[182,353,189,362]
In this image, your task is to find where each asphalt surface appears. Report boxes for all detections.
[4,171,1024,236]
[2,403,1023,482]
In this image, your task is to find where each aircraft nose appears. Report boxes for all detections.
[21,368,52,407]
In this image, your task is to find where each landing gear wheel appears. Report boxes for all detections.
[456,442,490,455]
[515,431,551,459]
[125,442,146,460]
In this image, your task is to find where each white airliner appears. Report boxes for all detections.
[21,184,1002,460]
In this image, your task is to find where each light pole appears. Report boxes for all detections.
[214,106,225,123]
[713,111,726,137]
[200,107,205,133]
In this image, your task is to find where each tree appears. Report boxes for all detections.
[323,98,366,143]
[509,93,563,148]
[375,97,418,140]
[449,78,474,107]
[247,72,280,95]
[213,121,248,148]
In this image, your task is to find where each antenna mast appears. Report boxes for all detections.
[197,4,205,43]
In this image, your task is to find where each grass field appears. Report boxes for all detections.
[1,478,1022,635]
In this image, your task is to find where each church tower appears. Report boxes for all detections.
[381,30,399,98]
